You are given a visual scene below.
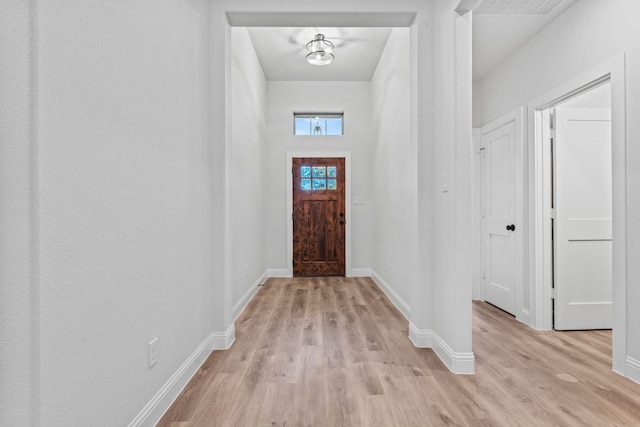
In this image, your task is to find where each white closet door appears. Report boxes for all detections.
[554,108,612,330]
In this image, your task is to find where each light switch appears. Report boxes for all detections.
[442,174,448,193]
[353,196,365,205]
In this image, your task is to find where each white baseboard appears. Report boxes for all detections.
[408,324,475,375]
[128,332,215,427]
[370,270,411,321]
[350,268,372,277]
[432,333,475,375]
[409,323,432,347]
[626,356,640,385]
[211,323,235,350]
[233,271,268,321]
[266,268,290,278]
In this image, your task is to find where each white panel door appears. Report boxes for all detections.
[554,108,612,330]
[483,121,516,315]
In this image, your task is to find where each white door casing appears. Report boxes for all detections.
[553,108,612,330]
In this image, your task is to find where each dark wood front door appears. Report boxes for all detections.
[292,157,346,276]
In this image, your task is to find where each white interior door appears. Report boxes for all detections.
[554,108,612,330]
[482,120,516,315]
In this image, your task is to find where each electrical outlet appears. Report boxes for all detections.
[149,338,159,368]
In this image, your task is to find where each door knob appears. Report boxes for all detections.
[506,224,515,231]
[340,220,345,225]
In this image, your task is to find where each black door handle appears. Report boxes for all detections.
[506,224,515,231]
[340,220,345,225]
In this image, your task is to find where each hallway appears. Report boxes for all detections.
[158,278,640,426]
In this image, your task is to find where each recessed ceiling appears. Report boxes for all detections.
[247,27,392,81]
[243,0,578,82]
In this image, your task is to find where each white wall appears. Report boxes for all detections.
[265,81,374,272]
[427,2,474,370]
[478,0,640,380]
[0,1,36,424]
[471,128,483,301]
[370,28,416,315]
[36,1,212,424]
[472,78,483,127]
[230,28,268,313]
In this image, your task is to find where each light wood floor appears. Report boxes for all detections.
[157,277,640,426]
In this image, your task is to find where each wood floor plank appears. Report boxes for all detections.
[157,278,640,427]
[295,345,328,427]
[325,367,365,427]
[256,383,297,427]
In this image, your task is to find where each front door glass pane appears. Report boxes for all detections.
[300,165,337,191]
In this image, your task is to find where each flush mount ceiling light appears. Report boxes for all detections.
[305,34,334,66]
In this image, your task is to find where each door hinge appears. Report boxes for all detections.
[549,208,556,219]
[551,288,557,299]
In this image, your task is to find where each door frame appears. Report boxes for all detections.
[528,54,626,374]
[287,151,352,277]
[478,108,526,320]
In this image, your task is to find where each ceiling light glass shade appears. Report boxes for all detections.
[306,34,335,66]
[306,51,334,66]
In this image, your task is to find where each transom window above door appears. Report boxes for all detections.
[294,112,343,136]
[300,165,338,191]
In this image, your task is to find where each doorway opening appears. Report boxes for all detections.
[530,55,627,375]
[543,82,612,331]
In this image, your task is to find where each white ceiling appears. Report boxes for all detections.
[245,0,577,82]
